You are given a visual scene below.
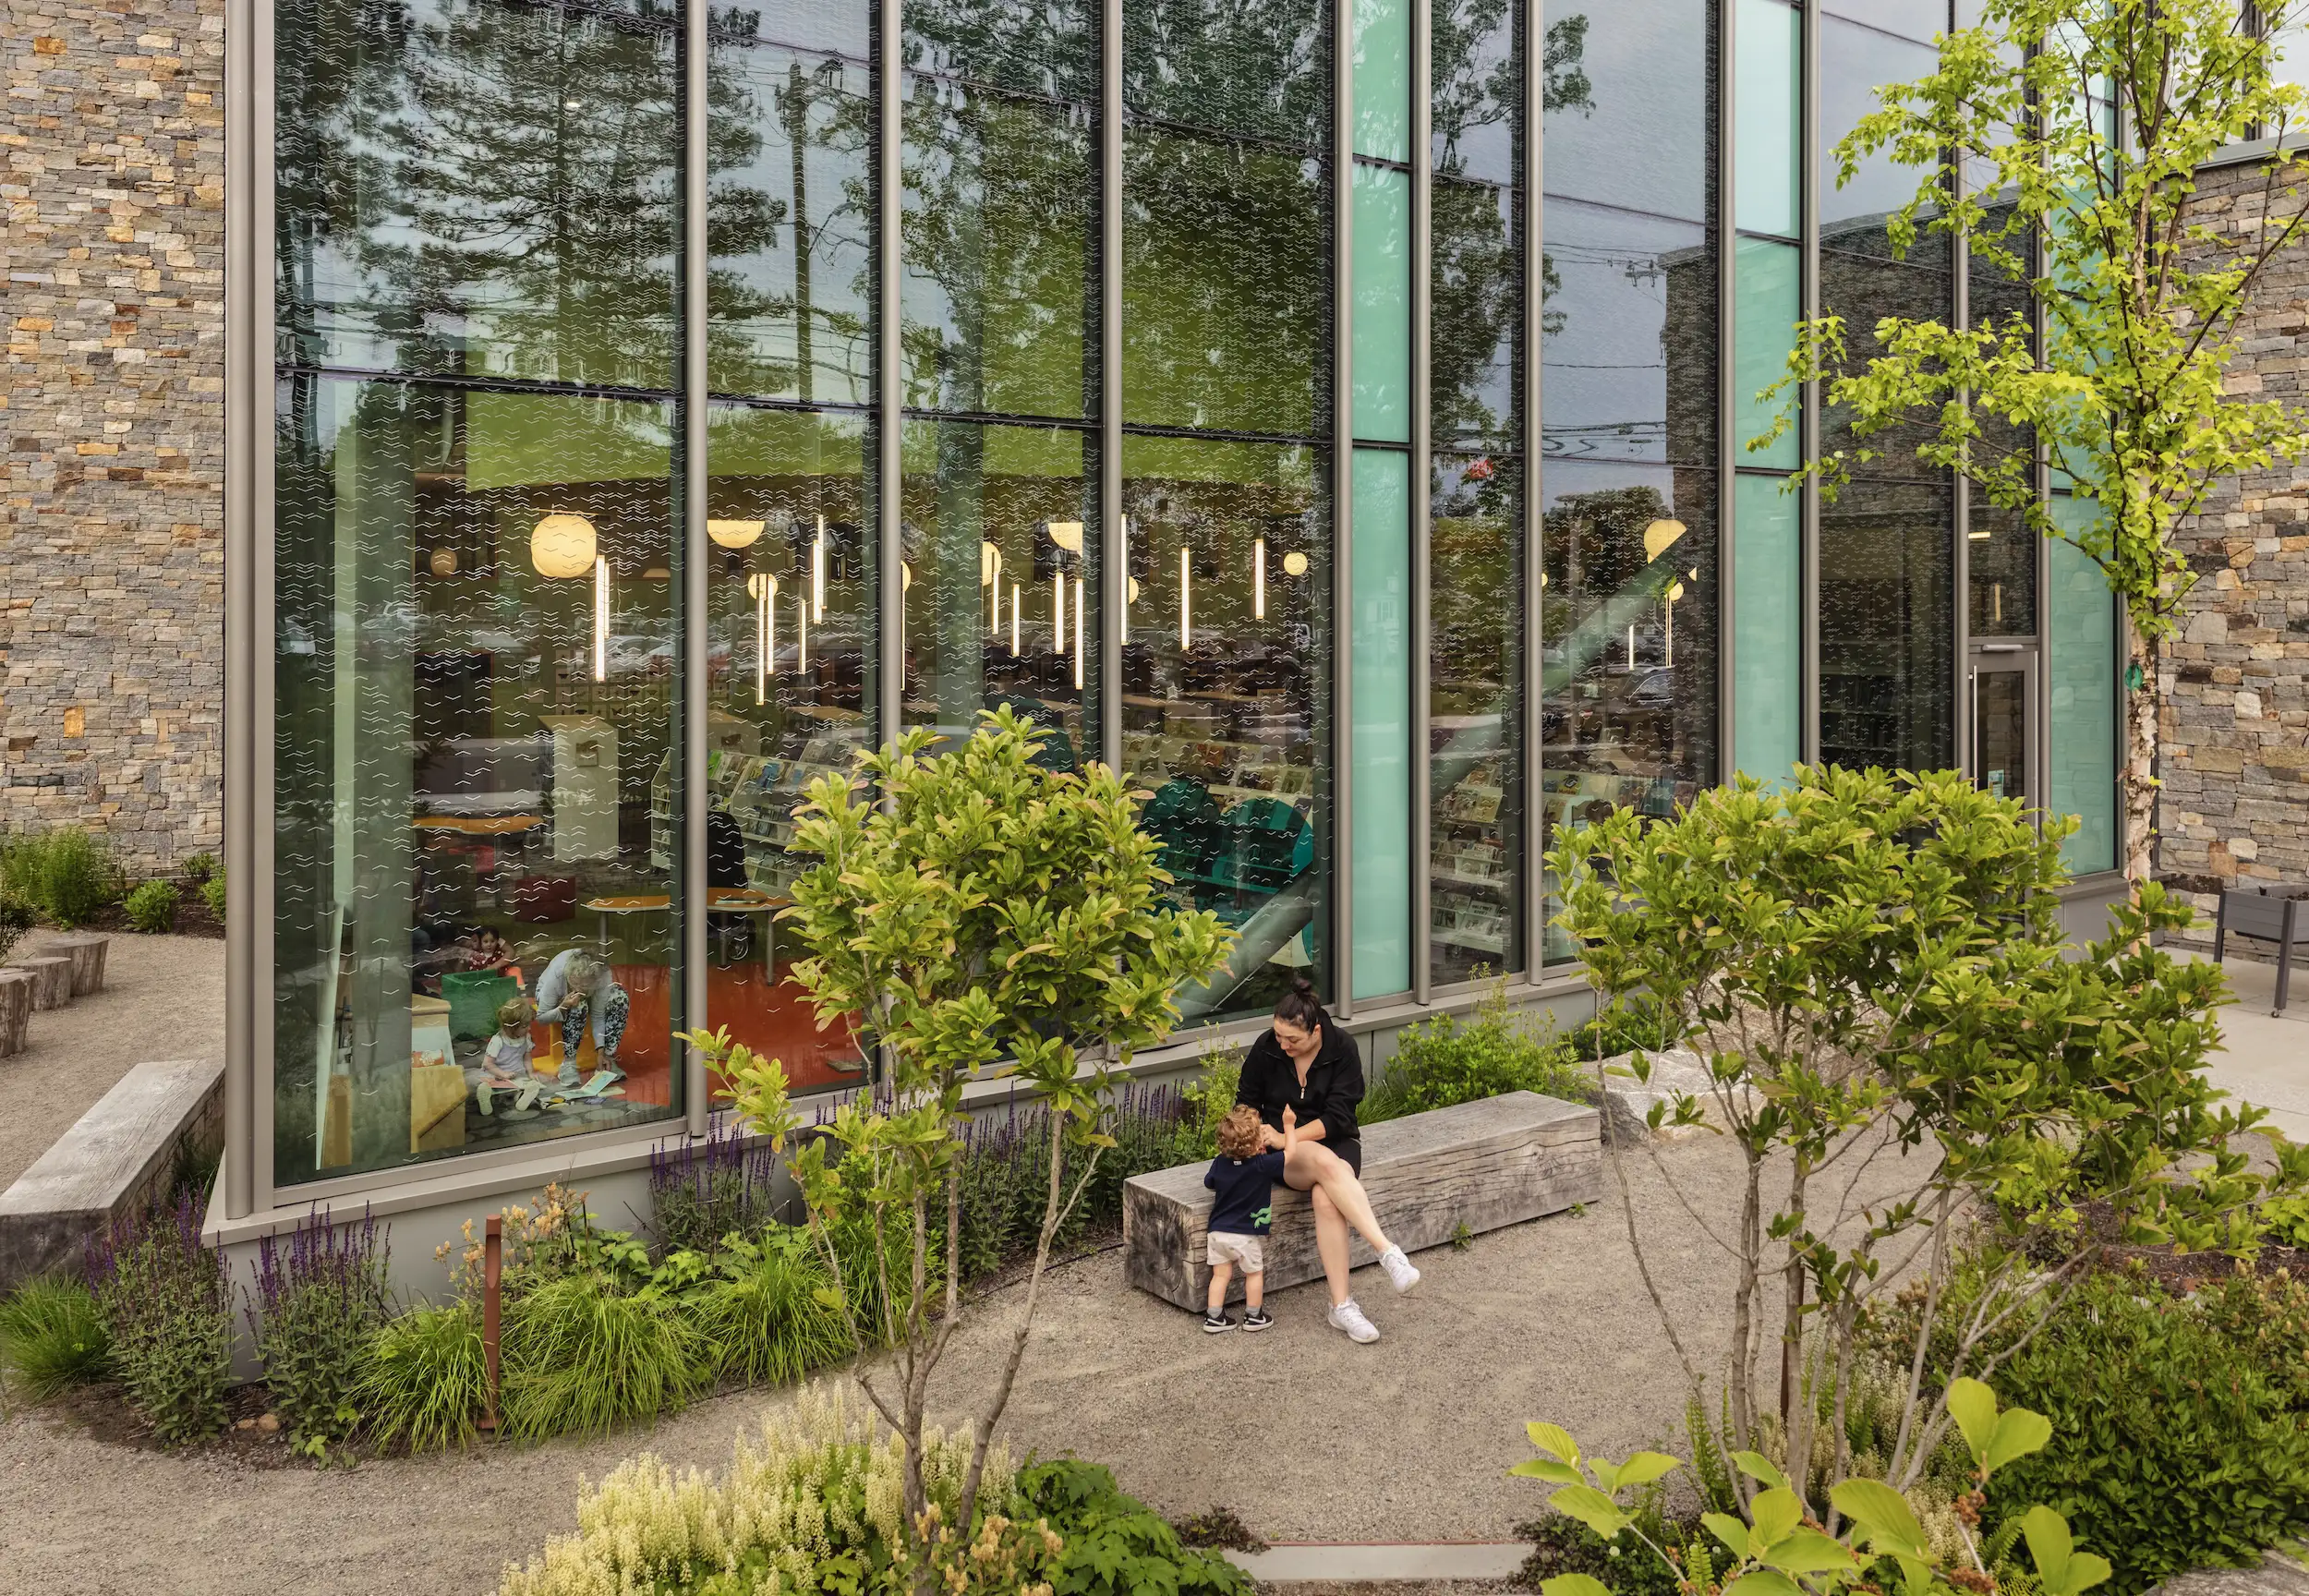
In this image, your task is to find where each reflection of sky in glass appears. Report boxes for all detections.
[1541,0,1707,224]
[1540,201,1704,466]
[1819,16,1937,227]
[718,0,870,60]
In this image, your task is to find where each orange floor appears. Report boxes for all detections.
[527,960,864,1110]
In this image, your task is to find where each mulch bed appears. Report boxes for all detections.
[41,1380,305,1467]
[2073,1196,2309,1292]
[36,892,224,941]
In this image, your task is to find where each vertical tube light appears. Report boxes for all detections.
[1118,516,1130,642]
[1179,544,1191,648]
[1053,569,1065,654]
[1253,535,1266,620]
[812,514,826,622]
[1073,574,1085,689]
[798,591,809,671]
[593,556,609,682]
[1010,581,1022,656]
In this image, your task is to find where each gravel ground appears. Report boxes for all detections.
[0,931,225,1191]
[0,1128,1906,1596]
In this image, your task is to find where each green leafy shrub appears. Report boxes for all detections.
[692,1229,850,1385]
[249,1211,389,1451]
[1179,1048,1243,1159]
[123,879,179,934]
[647,1119,782,1254]
[199,866,226,923]
[954,1085,1200,1279]
[500,1269,707,1441]
[3,828,118,929]
[181,852,220,885]
[1012,1458,1254,1596]
[1986,1270,2309,1594]
[88,1191,230,1445]
[497,1384,1008,1596]
[358,1300,489,1452]
[1361,984,1589,1124]
[0,1276,112,1399]
[0,890,32,964]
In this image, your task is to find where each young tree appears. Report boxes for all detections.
[689,707,1232,1584]
[1763,0,2309,885]
[1551,766,2309,1518]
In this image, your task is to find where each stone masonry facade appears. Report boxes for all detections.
[2157,157,2309,951]
[2,0,224,872]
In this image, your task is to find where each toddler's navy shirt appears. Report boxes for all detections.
[1203,1151,1287,1237]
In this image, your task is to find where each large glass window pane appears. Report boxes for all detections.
[1355,0,1411,162]
[1819,249,1950,468]
[1434,176,1524,453]
[700,405,873,1094]
[901,4,1098,421]
[901,420,1099,765]
[1539,460,1719,963]
[1820,15,1939,234]
[1735,0,1799,237]
[276,0,679,386]
[1735,237,1799,469]
[273,378,682,1185]
[1355,163,1412,442]
[1123,127,1331,436]
[708,21,874,403]
[1119,436,1330,1018]
[1433,453,1527,982]
[1733,472,1801,783]
[1542,202,1714,468]
[2048,504,2117,875]
[1819,477,1953,770]
[1433,0,1520,186]
[1539,0,1710,224]
[1124,0,1328,149]
[1351,449,1412,998]
[1968,490,2037,638]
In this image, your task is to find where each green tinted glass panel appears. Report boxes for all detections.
[1354,163,1412,442]
[1355,0,1410,162]
[1351,448,1411,998]
[1734,473,1801,785]
[2048,502,2117,875]
[1735,238,1799,469]
[1735,0,1799,237]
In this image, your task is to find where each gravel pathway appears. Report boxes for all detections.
[0,931,224,1192]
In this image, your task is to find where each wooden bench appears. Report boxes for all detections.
[1122,1090,1602,1312]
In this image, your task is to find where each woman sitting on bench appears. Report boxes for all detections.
[1234,976,1422,1343]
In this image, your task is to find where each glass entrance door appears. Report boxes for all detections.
[1969,653,2035,805]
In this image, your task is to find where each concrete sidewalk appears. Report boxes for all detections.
[2194,952,2309,1143]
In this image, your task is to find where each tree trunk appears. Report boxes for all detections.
[20,955,73,1010]
[0,970,31,1056]
[2121,610,2158,890]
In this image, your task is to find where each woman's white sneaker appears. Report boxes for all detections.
[1379,1244,1420,1295]
[1327,1299,1381,1343]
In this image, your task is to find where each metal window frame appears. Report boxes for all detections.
[1409,0,1434,1005]
[1522,0,1546,983]
[1332,0,1357,1020]
[682,0,710,1135]
[876,0,903,774]
[1100,0,1124,777]
[1718,0,1739,780]
[1799,0,1821,765]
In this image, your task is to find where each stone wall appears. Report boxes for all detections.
[2,0,225,872]
[2157,157,2309,949]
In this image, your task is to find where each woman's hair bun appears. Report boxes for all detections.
[1273,975,1327,1031]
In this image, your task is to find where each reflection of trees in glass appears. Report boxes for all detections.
[1124,0,1328,147]
[1535,11,1595,342]
[1125,129,1328,435]
[1541,482,1671,645]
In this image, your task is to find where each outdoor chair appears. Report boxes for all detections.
[2213,883,2309,1015]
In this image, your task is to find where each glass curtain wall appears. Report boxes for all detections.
[1538,0,1722,964]
[1429,0,1527,984]
[1731,0,1802,785]
[1817,0,1953,772]
[1122,0,1334,1017]
[273,0,688,1182]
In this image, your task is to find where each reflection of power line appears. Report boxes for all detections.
[1546,361,1665,369]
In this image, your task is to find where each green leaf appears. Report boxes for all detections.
[1507,1459,1586,1486]
[1614,1450,1680,1490]
[1945,1377,2000,1463]
[1722,1571,1803,1596]
[1748,1487,1803,1547]
[1984,1407,2053,1472]
[2020,1504,2090,1594]
[1762,1530,1859,1575]
[1830,1479,1929,1554]
[1548,1484,1632,1540]
[1526,1421,1581,1466]
[1540,1577,1615,1596]
[1731,1450,1789,1491]
[1701,1512,1752,1560]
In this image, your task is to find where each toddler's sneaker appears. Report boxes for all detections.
[1202,1311,1236,1334]
[1379,1243,1421,1295]
[1239,1308,1274,1333]
[1327,1299,1381,1344]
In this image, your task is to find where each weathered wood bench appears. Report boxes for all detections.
[0,1057,224,1290]
[1122,1089,1602,1312]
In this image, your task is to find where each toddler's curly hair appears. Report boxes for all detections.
[1215,1104,1266,1160]
[497,996,535,1031]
